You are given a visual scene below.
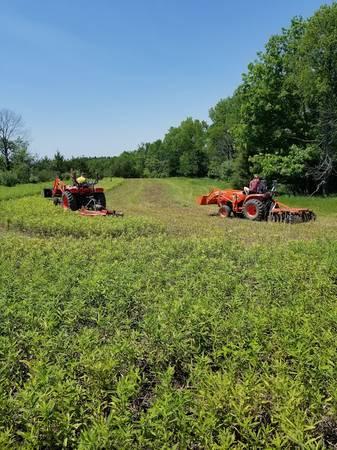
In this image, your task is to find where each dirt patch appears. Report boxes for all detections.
[317,416,337,447]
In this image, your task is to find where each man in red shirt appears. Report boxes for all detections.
[244,175,261,195]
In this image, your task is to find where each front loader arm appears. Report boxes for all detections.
[197,188,223,205]
[52,178,66,196]
[197,188,243,206]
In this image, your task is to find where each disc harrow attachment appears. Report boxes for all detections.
[268,202,316,223]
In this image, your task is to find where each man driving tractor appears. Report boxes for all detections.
[76,174,87,185]
[244,174,261,195]
[71,170,87,186]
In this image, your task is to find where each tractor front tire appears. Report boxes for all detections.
[62,191,78,211]
[243,199,265,221]
[94,192,106,208]
[218,205,232,218]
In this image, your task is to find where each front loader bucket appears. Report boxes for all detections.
[196,188,224,206]
[197,195,209,205]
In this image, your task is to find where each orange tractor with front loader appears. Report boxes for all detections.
[197,185,316,223]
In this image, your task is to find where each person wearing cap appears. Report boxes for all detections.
[76,174,86,184]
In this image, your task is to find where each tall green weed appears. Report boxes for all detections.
[0,235,336,447]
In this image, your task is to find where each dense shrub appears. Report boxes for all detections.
[0,171,19,186]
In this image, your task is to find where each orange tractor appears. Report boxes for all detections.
[43,177,123,217]
[197,186,316,223]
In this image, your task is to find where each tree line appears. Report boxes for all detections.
[1,3,337,193]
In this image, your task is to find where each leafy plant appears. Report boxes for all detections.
[0,177,336,447]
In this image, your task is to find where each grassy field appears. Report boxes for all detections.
[0,182,54,201]
[0,178,337,448]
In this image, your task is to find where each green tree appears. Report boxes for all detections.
[143,140,169,177]
[53,151,66,176]
[206,96,241,178]
[162,118,208,177]
[249,144,319,192]
[294,3,337,192]
[11,139,34,183]
[231,18,318,188]
[111,152,139,178]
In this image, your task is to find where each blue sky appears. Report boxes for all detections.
[0,0,331,158]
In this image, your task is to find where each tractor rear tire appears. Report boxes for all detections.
[243,199,265,221]
[218,205,231,218]
[94,192,106,208]
[62,191,78,211]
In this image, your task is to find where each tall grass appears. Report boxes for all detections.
[0,182,51,201]
[0,177,336,447]
[0,234,336,447]
[0,196,163,238]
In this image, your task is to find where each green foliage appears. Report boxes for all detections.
[206,96,241,179]
[0,228,337,447]
[53,150,66,175]
[229,5,337,192]
[0,196,163,238]
[0,177,336,447]
[249,144,319,187]
[238,18,310,152]
[142,140,168,178]
[107,118,209,180]
[228,17,317,190]
[294,3,337,192]
[110,151,142,178]
[162,117,208,177]
[295,4,337,101]
[0,170,19,187]
[207,159,233,180]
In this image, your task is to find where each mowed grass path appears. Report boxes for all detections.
[105,178,337,242]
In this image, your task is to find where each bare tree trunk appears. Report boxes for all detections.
[310,98,337,195]
[0,109,25,170]
[1,139,11,170]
